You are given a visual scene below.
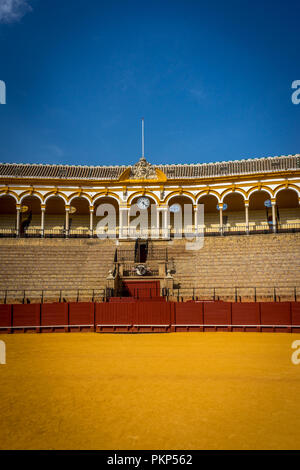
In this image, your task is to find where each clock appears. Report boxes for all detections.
[170,203,181,213]
[137,197,150,210]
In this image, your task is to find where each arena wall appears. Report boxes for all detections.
[0,300,300,334]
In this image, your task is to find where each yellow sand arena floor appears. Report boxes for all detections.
[0,332,300,450]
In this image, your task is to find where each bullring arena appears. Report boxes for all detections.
[0,154,300,449]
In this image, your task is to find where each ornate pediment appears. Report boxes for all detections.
[130,157,157,179]
[118,157,167,182]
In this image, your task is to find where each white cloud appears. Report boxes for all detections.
[0,0,32,24]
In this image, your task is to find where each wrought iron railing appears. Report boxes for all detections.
[0,223,299,238]
[0,288,107,304]
[0,285,299,303]
[163,286,300,302]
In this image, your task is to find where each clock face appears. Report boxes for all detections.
[137,197,150,210]
[170,203,181,213]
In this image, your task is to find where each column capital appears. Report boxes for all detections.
[41,204,46,211]
[89,205,94,212]
[65,205,70,211]
[271,198,276,205]
[16,204,21,210]
[244,200,249,207]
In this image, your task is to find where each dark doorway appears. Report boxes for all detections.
[134,239,148,263]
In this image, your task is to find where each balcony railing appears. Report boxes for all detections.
[0,223,299,239]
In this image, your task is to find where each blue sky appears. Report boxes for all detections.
[0,0,299,166]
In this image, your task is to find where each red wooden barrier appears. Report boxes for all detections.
[12,304,41,332]
[0,304,12,332]
[1,300,300,334]
[96,302,133,332]
[68,302,95,331]
[203,301,231,331]
[231,303,260,332]
[41,303,68,332]
[260,302,291,332]
[134,301,170,332]
[291,302,300,332]
[123,281,160,298]
[174,301,203,331]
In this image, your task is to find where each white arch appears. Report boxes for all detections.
[196,192,221,204]
[167,193,195,205]
[0,192,18,203]
[248,187,273,199]
[221,190,247,203]
[19,193,43,204]
[274,186,300,198]
[93,194,120,206]
[68,194,91,205]
[44,193,68,204]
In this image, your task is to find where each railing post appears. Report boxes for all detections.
[254,287,256,303]
[4,290,7,305]
[294,287,297,302]
[235,287,237,303]
[274,287,276,302]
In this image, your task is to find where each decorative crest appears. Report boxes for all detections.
[129,156,157,180]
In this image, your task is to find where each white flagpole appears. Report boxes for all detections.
[142,117,144,157]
